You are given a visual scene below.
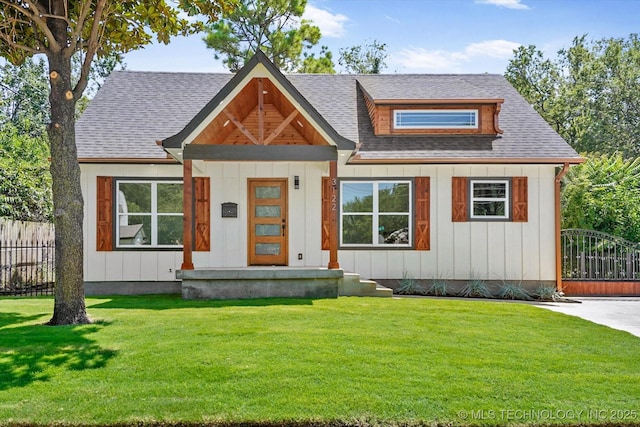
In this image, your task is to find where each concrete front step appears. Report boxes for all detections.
[339,273,393,298]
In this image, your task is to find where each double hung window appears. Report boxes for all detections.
[469,179,510,220]
[116,179,183,248]
[340,180,412,247]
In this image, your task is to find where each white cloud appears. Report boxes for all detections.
[384,15,401,24]
[475,0,530,10]
[464,40,521,58]
[303,5,348,38]
[393,40,521,73]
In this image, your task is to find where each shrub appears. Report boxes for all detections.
[497,282,532,300]
[534,285,556,301]
[396,273,427,295]
[459,279,492,298]
[427,280,448,296]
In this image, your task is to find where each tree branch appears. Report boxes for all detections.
[73,0,108,98]
[0,0,60,52]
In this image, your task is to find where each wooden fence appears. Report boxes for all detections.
[0,219,55,296]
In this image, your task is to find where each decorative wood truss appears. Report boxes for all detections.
[191,78,330,147]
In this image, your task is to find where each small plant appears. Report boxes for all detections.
[427,280,448,296]
[534,285,556,301]
[459,278,492,298]
[396,272,427,295]
[497,282,532,300]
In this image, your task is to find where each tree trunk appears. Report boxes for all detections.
[46,35,90,325]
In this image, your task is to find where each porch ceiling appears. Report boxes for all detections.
[191,78,330,147]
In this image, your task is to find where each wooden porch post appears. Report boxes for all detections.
[328,160,340,269]
[182,159,194,270]
[555,163,570,291]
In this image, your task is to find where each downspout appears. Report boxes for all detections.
[555,163,570,292]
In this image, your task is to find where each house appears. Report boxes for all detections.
[76,51,582,298]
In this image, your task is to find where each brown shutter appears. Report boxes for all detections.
[321,176,331,250]
[96,176,113,251]
[194,177,210,251]
[512,176,528,222]
[452,177,468,222]
[414,177,430,250]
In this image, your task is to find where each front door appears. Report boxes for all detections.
[248,179,288,265]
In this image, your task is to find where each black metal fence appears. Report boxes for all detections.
[561,228,640,281]
[0,238,55,296]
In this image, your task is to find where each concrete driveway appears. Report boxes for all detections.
[537,298,640,338]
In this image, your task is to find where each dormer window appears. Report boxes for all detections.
[394,109,478,130]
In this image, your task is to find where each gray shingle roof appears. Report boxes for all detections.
[76,70,581,163]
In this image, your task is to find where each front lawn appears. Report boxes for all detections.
[1,296,639,426]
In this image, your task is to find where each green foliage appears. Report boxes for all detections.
[459,278,492,298]
[534,285,557,301]
[300,45,335,73]
[506,34,640,158]
[396,272,427,295]
[0,58,49,138]
[203,0,331,73]
[338,39,388,74]
[496,282,532,301]
[427,280,449,296]
[561,153,640,242]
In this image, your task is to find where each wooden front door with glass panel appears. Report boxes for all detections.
[248,179,288,265]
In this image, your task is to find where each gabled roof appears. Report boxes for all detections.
[76,57,581,164]
[162,50,355,152]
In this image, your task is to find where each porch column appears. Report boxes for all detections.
[328,160,340,269]
[182,159,194,270]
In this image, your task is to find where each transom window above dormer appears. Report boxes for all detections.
[394,109,478,130]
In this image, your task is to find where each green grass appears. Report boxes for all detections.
[1,295,639,426]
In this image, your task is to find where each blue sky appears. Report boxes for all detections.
[124,0,638,74]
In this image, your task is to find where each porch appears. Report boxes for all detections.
[177,267,392,300]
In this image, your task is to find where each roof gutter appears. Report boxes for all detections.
[555,162,571,293]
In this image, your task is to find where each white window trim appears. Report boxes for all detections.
[115,179,183,248]
[340,180,412,248]
[469,179,510,220]
[393,109,479,129]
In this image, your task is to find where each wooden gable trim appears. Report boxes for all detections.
[162,51,355,151]
[414,177,430,250]
[96,176,113,251]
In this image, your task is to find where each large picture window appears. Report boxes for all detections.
[116,179,183,248]
[394,109,478,129]
[340,180,412,247]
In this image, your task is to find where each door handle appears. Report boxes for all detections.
[282,219,286,236]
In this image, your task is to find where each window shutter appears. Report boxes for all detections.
[194,177,210,251]
[414,177,430,250]
[96,176,113,251]
[512,176,528,222]
[451,177,468,222]
[321,177,331,250]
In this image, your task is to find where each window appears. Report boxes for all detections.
[115,179,183,247]
[340,181,411,247]
[394,109,478,129]
[469,179,510,219]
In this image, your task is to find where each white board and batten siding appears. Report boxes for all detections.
[81,163,184,282]
[329,164,556,282]
[82,162,556,283]
[81,162,327,282]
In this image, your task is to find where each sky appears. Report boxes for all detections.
[123,0,640,75]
